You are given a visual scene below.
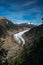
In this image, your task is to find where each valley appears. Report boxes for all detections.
[0,17,43,65]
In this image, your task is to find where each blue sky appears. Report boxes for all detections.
[0,0,43,24]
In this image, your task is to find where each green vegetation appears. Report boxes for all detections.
[8,56,24,65]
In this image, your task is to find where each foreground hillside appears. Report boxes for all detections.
[21,24,43,65]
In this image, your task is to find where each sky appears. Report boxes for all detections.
[0,0,43,24]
